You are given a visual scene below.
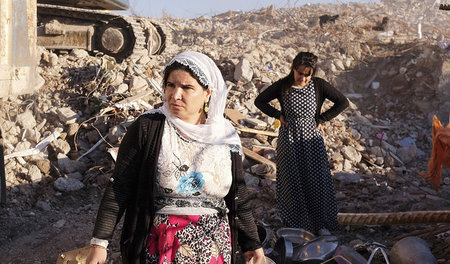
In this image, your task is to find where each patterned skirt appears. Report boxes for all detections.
[145,214,232,264]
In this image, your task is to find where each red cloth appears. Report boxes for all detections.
[422,115,450,190]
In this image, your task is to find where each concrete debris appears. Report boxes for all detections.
[1,0,450,262]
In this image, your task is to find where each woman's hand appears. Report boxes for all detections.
[316,123,325,136]
[244,247,265,264]
[280,115,288,127]
[86,246,107,264]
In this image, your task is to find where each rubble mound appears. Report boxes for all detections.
[1,0,449,263]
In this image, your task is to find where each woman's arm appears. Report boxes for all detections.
[91,116,146,239]
[254,80,283,119]
[317,78,349,124]
[230,151,262,253]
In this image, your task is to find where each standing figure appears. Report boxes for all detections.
[87,51,264,264]
[254,52,348,234]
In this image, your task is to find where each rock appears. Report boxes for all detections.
[70,49,89,59]
[52,219,66,228]
[16,111,37,130]
[129,76,149,94]
[234,58,253,83]
[397,145,418,164]
[35,200,52,211]
[244,172,260,187]
[341,146,362,163]
[53,177,84,192]
[67,172,84,181]
[52,138,71,154]
[244,117,267,129]
[56,107,79,125]
[66,123,79,137]
[333,172,361,184]
[35,159,51,174]
[57,153,88,174]
[27,165,42,182]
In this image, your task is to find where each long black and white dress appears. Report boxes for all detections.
[276,81,340,232]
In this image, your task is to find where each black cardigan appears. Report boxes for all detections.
[92,112,261,264]
[254,77,349,125]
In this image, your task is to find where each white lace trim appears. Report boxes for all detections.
[167,57,210,88]
[229,144,243,156]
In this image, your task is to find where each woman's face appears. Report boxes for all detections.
[165,69,211,125]
[293,65,313,87]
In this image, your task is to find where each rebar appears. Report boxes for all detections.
[337,210,450,225]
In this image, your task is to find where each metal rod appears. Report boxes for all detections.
[337,210,450,225]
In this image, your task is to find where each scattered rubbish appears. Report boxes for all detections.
[276,228,316,246]
[396,137,416,148]
[295,235,339,263]
[367,246,390,264]
[376,133,388,140]
[437,38,449,50]
[4,130,61,160]
[319,14,339,27]
[332,245,367,264]
[371,82,380,89]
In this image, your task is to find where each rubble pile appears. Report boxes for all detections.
[1,0,449,262]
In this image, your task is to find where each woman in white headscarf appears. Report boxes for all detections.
[87,51,264,264]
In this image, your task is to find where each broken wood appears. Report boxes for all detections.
[236,127,278,137]
[225,108,246,125]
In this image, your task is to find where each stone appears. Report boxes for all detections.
[234,58,253,83]
[341,146,362,163]
[66,123,79,137]
[27,165,43,182]
[129,76,149,94]
[57,153,88,174]
[56,107,79,125]
[35,200,52,211]
[333,172,361,184]
[54,177,85,192]
[36,159,51,174]
[70,49,89,59]
[16,111,37,130]
[52,138,71,154]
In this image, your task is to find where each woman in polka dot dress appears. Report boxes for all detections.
[254,52,348,234]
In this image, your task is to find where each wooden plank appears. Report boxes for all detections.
[225,108,246,125]
[236,126,278,137]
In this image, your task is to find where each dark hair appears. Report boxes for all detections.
[162,61,209,90]
[281,51,318,95]
[291,52,318,72]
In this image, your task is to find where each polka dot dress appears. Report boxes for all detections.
[276,80,340,233]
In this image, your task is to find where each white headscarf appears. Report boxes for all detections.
[144,51,241,146]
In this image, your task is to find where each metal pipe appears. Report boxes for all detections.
[337,210,450,225]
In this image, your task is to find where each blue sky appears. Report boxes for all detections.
[123,0,378,19]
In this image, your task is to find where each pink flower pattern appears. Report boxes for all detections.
[146,214,231,264]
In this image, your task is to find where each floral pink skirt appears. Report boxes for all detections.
[145,214,232,264]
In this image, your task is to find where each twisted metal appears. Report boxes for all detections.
[337,210,450,225]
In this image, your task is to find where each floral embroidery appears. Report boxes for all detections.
[177,172,205,194]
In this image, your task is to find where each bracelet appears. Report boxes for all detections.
[90,237,109,248]
[90,244,107,250]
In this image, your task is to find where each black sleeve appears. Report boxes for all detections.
[233,152,261,253]
[317,78,349,124]
[92,117,145,239]
[254,80,283,119]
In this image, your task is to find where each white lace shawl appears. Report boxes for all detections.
[144,51,241,147]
